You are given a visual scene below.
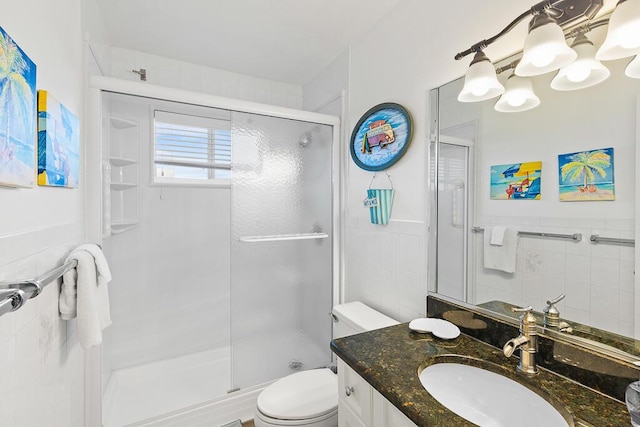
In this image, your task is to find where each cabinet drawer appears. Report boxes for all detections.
[338,359,372,423]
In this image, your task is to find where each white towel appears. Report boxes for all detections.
[490,226,507,246]
[483,227,518,273]
[59,244,112,348]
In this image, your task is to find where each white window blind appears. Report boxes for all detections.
[153,110,231,184]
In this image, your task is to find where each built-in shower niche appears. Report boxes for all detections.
[103,110,140,236]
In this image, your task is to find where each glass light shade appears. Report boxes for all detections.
[551,37,610,91]
[494,75,540,113]
[515,14,577,77]
[626,55,640,78]
[458,52,505,103]
[596,0,640,61]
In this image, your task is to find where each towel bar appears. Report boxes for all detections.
[239,232,329,243]
[472,226,582,242]
[0,289,26,318]
[589,235,635,245]
[0,259,78,311]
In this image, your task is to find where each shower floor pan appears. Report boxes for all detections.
[102,331,328,426]
[102,347,231,427]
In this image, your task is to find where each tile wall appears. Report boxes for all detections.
[344,218,427,322]
[0,224,85,427]
[474,215,635,336]
[110,47,304,109]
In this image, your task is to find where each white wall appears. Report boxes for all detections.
[110,47,304,109]
[0,0,86,426]
[329,0,536,321]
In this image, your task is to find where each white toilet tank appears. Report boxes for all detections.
[332,301,399,339]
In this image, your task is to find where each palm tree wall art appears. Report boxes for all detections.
[558,148,614,201]
[0,26,36,187]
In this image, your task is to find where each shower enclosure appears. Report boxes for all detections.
[87,77,340,427]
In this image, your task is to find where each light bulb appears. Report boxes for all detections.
[458,51,504,102]
[551,35,610,91]
[494,74,540,113]
[565,66,590,83]
[506,92,527,107]
[471,82,490,97]
[596,0,640,61]
[530,48,555,68]
[515,12,577,77]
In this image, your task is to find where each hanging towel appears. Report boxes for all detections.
[483,227,518,273]
[490,226,507,246]
[59,244,112,348]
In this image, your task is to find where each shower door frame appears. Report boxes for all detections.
[85,76,341,425]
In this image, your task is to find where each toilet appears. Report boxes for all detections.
[254,302,399,427]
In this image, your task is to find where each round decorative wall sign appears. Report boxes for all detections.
[349,103,413,171]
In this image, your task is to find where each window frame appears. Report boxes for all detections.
[150,107,232,188]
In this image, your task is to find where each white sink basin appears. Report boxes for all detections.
[419,362,571,427]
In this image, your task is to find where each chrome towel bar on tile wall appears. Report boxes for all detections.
[0,259,78,319]
[472,227,582,242]
[239,232,329,243]
[589,235,635,246]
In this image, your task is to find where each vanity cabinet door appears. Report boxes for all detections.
[338,400,368,427]
[338,359,372,423]
[372,389,418,427]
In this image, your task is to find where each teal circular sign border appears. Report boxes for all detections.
[349,102,413,171]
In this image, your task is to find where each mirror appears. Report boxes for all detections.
[428,22,640,358]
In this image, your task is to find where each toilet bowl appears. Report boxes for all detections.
[254,302,399,427]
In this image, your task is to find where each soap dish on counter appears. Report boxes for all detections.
[409,318,460,340]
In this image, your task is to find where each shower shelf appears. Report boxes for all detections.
[109,156,137,167]
[111,221,139,234]
[239,232,329,243]
[109,116,137,129]
[110,182,137,191]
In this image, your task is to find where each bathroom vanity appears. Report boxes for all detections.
[331,305,633,426]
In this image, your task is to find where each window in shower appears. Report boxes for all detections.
[153,110,231,184]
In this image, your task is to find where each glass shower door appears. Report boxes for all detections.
[230,112,333,390]
[436,142,469,301]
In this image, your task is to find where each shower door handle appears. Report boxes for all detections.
[451,179,465,228]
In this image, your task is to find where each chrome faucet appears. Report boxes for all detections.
[503,306,538,375]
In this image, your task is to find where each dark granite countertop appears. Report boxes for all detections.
[331,323,631,426]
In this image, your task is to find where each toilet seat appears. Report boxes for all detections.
[254,406,337,427]
[255,368,338,426]
[257,368,338,421]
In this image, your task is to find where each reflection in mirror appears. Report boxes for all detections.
[428,22,640,359]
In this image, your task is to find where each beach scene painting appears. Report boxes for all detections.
[490,161,542,200]
[0,26,37,187]
[558,147,614,201]
[37,90,80,187]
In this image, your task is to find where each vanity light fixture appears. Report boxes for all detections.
[455,0,603,102]
[626,55,640,78]
[457,51,505,102]
[551,34,610,90]
[515,11,577,77]
[596,0,640,61]
[495,74,541,112]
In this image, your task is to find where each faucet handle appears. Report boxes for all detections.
[543,294,565,327]
[511,305,533,314]
[511,306,536,327]
[546,294,566,306]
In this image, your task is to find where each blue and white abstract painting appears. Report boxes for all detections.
[0,26,37,187]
